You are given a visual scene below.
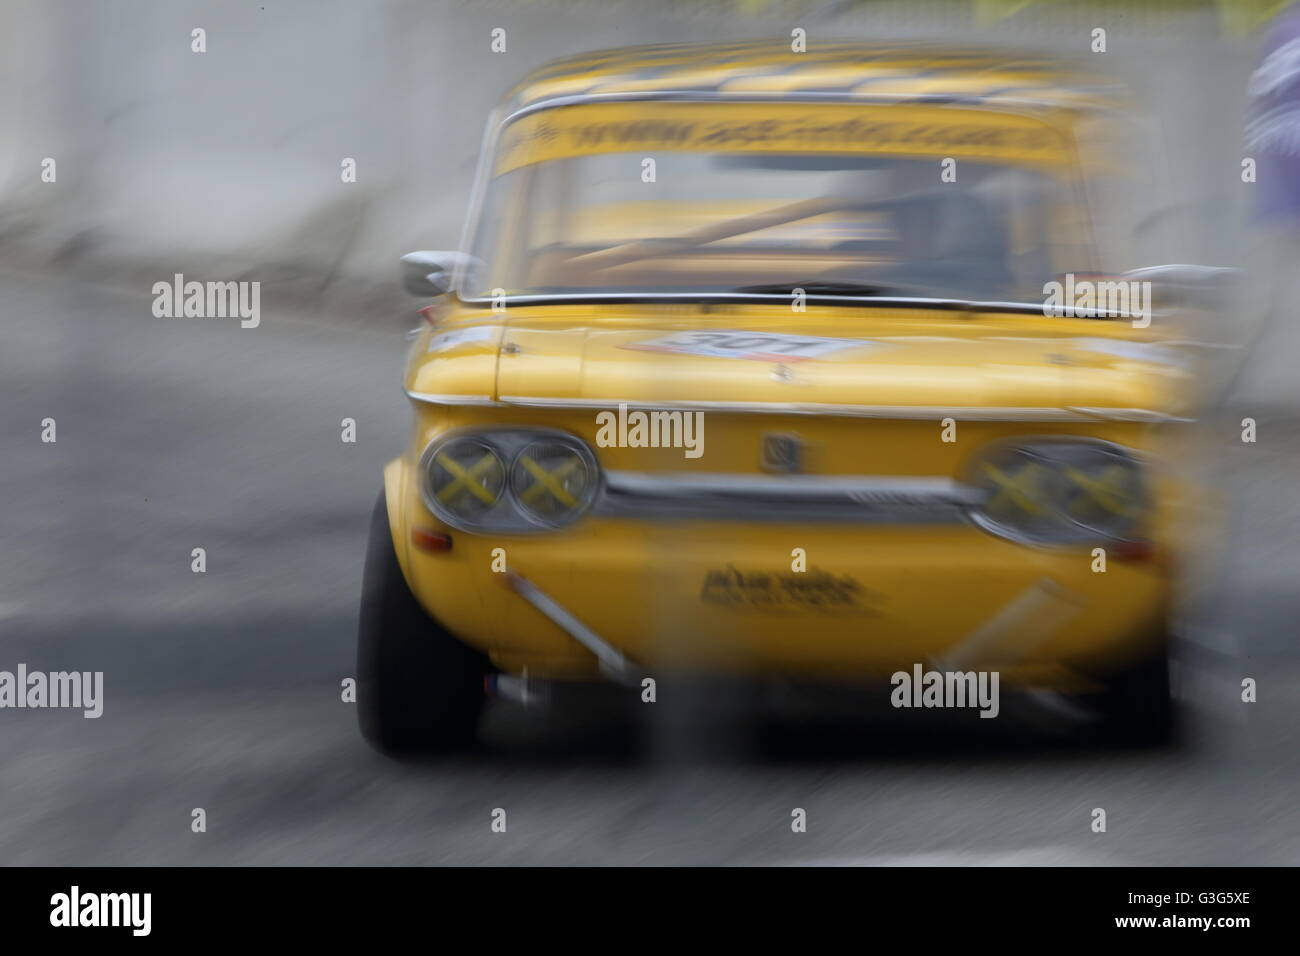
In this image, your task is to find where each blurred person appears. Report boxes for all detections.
[1238,1,1300,406]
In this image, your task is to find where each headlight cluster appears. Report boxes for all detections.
[966,439,1148,545]
[420,429,599,533]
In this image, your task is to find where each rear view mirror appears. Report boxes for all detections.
[400,251,478,298]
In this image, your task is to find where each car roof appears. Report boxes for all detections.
[501,40,1123,116]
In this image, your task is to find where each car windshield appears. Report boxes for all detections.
[464,149,1094,303]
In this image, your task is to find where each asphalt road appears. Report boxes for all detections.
[1,272,1297,865]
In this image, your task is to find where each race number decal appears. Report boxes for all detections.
[623,329,879,362]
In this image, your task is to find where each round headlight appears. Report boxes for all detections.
[968,440,1146,545]
[509,439,597,526]
[426,437,505,520]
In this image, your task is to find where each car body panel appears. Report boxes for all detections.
[384,42,1190,690]
[407,306,1189,421]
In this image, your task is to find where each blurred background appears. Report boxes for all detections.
[0,0,1296,865]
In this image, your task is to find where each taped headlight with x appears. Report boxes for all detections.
[971,441,1146,544]
[429,439,505,518]
[422,430,600,532]
[510,441,594,524]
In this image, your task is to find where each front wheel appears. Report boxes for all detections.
[357,491,487,754]
[1086,639,1177,747]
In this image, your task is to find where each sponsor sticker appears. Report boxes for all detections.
[495,102,1068,174]
[700,565,882,614]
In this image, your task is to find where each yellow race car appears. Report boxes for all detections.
[358,41,1203,752]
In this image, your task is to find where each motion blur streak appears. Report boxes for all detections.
[0,0,1295,865]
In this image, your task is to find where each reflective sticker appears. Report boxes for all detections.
[623,329,881,362]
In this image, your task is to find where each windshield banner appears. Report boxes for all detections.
[494,102,1071,174]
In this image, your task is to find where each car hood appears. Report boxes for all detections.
[406,305,1191,421]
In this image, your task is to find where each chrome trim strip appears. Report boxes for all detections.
[501,89,1090,125]
[450,106,506,295]
[606,471,980,502]
[451,290,1142,319]
[498,395,1184,423]
[597,470,983,523]
[504,571,637,683]
[406,390,1189,423]
[1065,407,1195,423]
[405,391,498,406]
[931,577,1089,672]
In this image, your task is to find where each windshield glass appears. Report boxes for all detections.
[464,107,1095,303]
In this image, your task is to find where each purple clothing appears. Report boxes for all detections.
[1249,5,1300,223]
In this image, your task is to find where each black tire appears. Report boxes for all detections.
[357,491,487,754]
[1088,639,1177,747]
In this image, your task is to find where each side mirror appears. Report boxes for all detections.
[400,250,478,298]
[1124,264,1239,312]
